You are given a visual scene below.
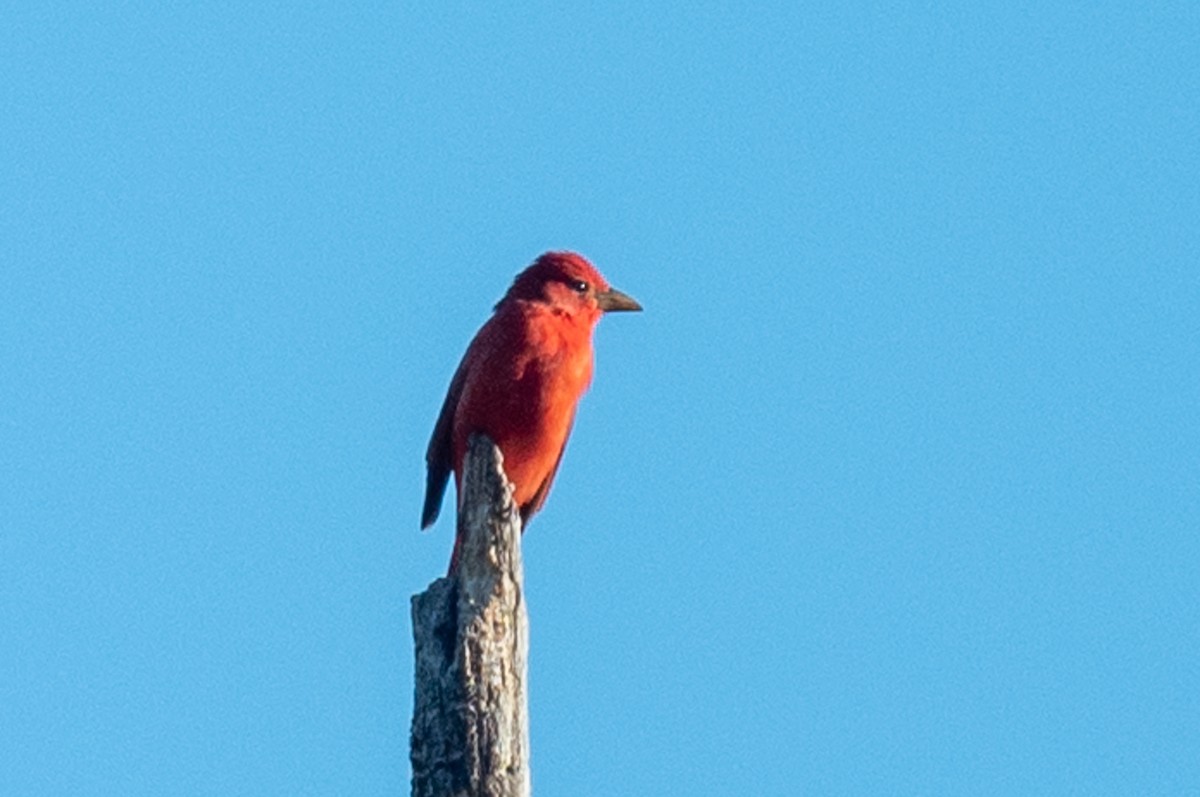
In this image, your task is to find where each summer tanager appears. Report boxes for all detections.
[421,251,641,571]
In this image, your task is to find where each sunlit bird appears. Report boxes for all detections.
[421,251,642,571]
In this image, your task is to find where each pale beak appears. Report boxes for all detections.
[595,287,642,313]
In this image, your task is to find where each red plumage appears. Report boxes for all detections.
[422,251,641,571]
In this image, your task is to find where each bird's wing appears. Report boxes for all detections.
[520,412,575,524]
[421,357,469,529]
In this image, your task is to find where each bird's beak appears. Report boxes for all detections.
[595,287,642,313]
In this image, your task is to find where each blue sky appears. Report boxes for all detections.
[3,3,1197,794]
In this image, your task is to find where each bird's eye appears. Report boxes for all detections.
[569,280,589,294]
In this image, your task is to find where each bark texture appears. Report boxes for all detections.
[410,435,530,797]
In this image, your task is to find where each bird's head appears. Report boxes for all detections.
[501,251,642,320]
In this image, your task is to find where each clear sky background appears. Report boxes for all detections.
[3,3,1197,795]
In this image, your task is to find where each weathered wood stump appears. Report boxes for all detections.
[410,435,530,797]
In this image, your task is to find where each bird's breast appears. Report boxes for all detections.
[455,307,594,455]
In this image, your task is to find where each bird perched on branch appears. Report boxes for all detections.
[421,251,642,571]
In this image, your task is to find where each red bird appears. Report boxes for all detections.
[422,251,641,570]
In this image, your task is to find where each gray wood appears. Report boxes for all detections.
[410,435,530,797]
